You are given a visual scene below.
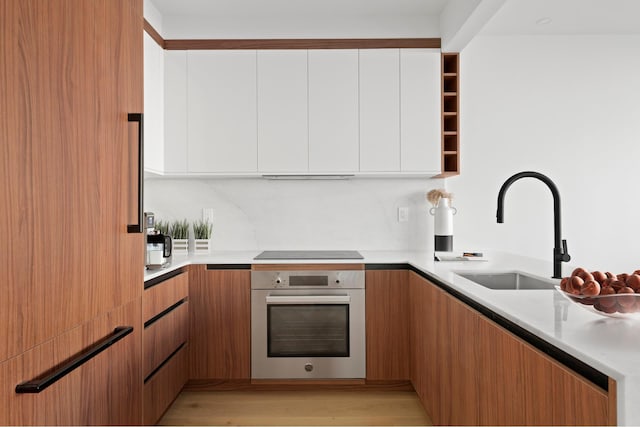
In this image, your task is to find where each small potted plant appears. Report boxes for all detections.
[192,219,212,254]
[170,219,190,255]
[154,220,170,236]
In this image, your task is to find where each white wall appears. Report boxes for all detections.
[449,35,640,273]
[143,0,163,33]
[144,178,444,251]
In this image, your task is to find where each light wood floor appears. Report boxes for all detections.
[158,390,433,426]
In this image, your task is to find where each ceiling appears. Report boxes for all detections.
[481,0,640,35]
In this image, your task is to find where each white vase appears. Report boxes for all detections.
[194,238,211,254]
[172,238,189,255]
[429,198,457,252]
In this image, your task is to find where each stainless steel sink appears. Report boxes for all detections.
[455,271,558,290]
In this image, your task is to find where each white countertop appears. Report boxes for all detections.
[144,250,640,425]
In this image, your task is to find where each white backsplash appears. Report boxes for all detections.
[144,177,445,251]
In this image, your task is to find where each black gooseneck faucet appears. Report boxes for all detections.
[496,171,571,279]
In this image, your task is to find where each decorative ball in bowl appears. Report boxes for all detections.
[556,268,640,318]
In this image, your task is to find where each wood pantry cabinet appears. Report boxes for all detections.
[188,266,251,380]
[1,0,144,424]
[142,270,190,425]
[407,271,615,426]
[0,300,142,425]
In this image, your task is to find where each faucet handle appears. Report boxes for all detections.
[561,239,571,262]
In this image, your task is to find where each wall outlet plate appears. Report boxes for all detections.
[398,207,409,222]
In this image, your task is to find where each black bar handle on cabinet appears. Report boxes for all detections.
[15,326,133,394]
[127,112,144,233]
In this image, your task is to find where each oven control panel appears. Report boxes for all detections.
[251,270,365,289]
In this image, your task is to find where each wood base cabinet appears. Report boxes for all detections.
[142,270,189,424]
[0,300,142,426]
[188,266,251,380]
[409,272,615,426]
[365,270,410,381]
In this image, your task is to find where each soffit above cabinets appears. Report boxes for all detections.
[148,0,640,42]
[147,0,446,39]
[150,0,448,17]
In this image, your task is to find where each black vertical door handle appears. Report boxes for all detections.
[127,113,143,233]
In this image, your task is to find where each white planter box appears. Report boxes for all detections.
[172,238,189,255]
[194,238,211,254]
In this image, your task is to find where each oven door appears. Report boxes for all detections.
[251,289,365,379]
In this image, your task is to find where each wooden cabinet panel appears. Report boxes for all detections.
[477,316,527,425]
[257,50,309,173]
[0,0,143,363]
[143,271,189,321]
[308,49,359,173]
[142,271,190,423]
[143,301,189,379]
[0,299,142,426]
[365,270,410,380]
[189,266,251,379]
[409,272,613,426]
[442,297,481,425]
[359,49,401,172]
[187,50,257,173]
[549,362,609,425]
[143,344,188,425]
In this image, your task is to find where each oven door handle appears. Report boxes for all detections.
[265,295,351,304]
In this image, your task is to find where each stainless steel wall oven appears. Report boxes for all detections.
[251,267,365,379]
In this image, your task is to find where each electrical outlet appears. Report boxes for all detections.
[202,208,215,223]
[398,207,409,222]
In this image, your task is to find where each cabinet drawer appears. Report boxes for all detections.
[144,300,189,379]
[0,300,142,425]
[144,270,189,321]
[143,343,188,425]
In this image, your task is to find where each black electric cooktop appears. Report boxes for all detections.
[253,250,363,260]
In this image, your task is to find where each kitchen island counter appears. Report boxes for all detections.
[145,250,640,425]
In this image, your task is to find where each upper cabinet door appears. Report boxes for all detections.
[187,51,257,173]
[164,50,188,174]
[400,49,441,173]
[257,50,308,173]
[308,50,359,173]
[143,33,164,174]
[359,49,401,172]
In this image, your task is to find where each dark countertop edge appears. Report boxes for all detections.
[206,264,252,270]
[144,267,187,290]
[366,263,609,392]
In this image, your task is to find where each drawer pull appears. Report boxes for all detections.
[15,326,133,394]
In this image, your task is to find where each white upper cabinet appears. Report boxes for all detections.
[143,33,165,174]
[308,50,360,173]
[187,50,258,173]
[400,49,441,173]
[359,49,401,172]
[257,50,308,173]
[163,50,188,174]
[146,46,441,176]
